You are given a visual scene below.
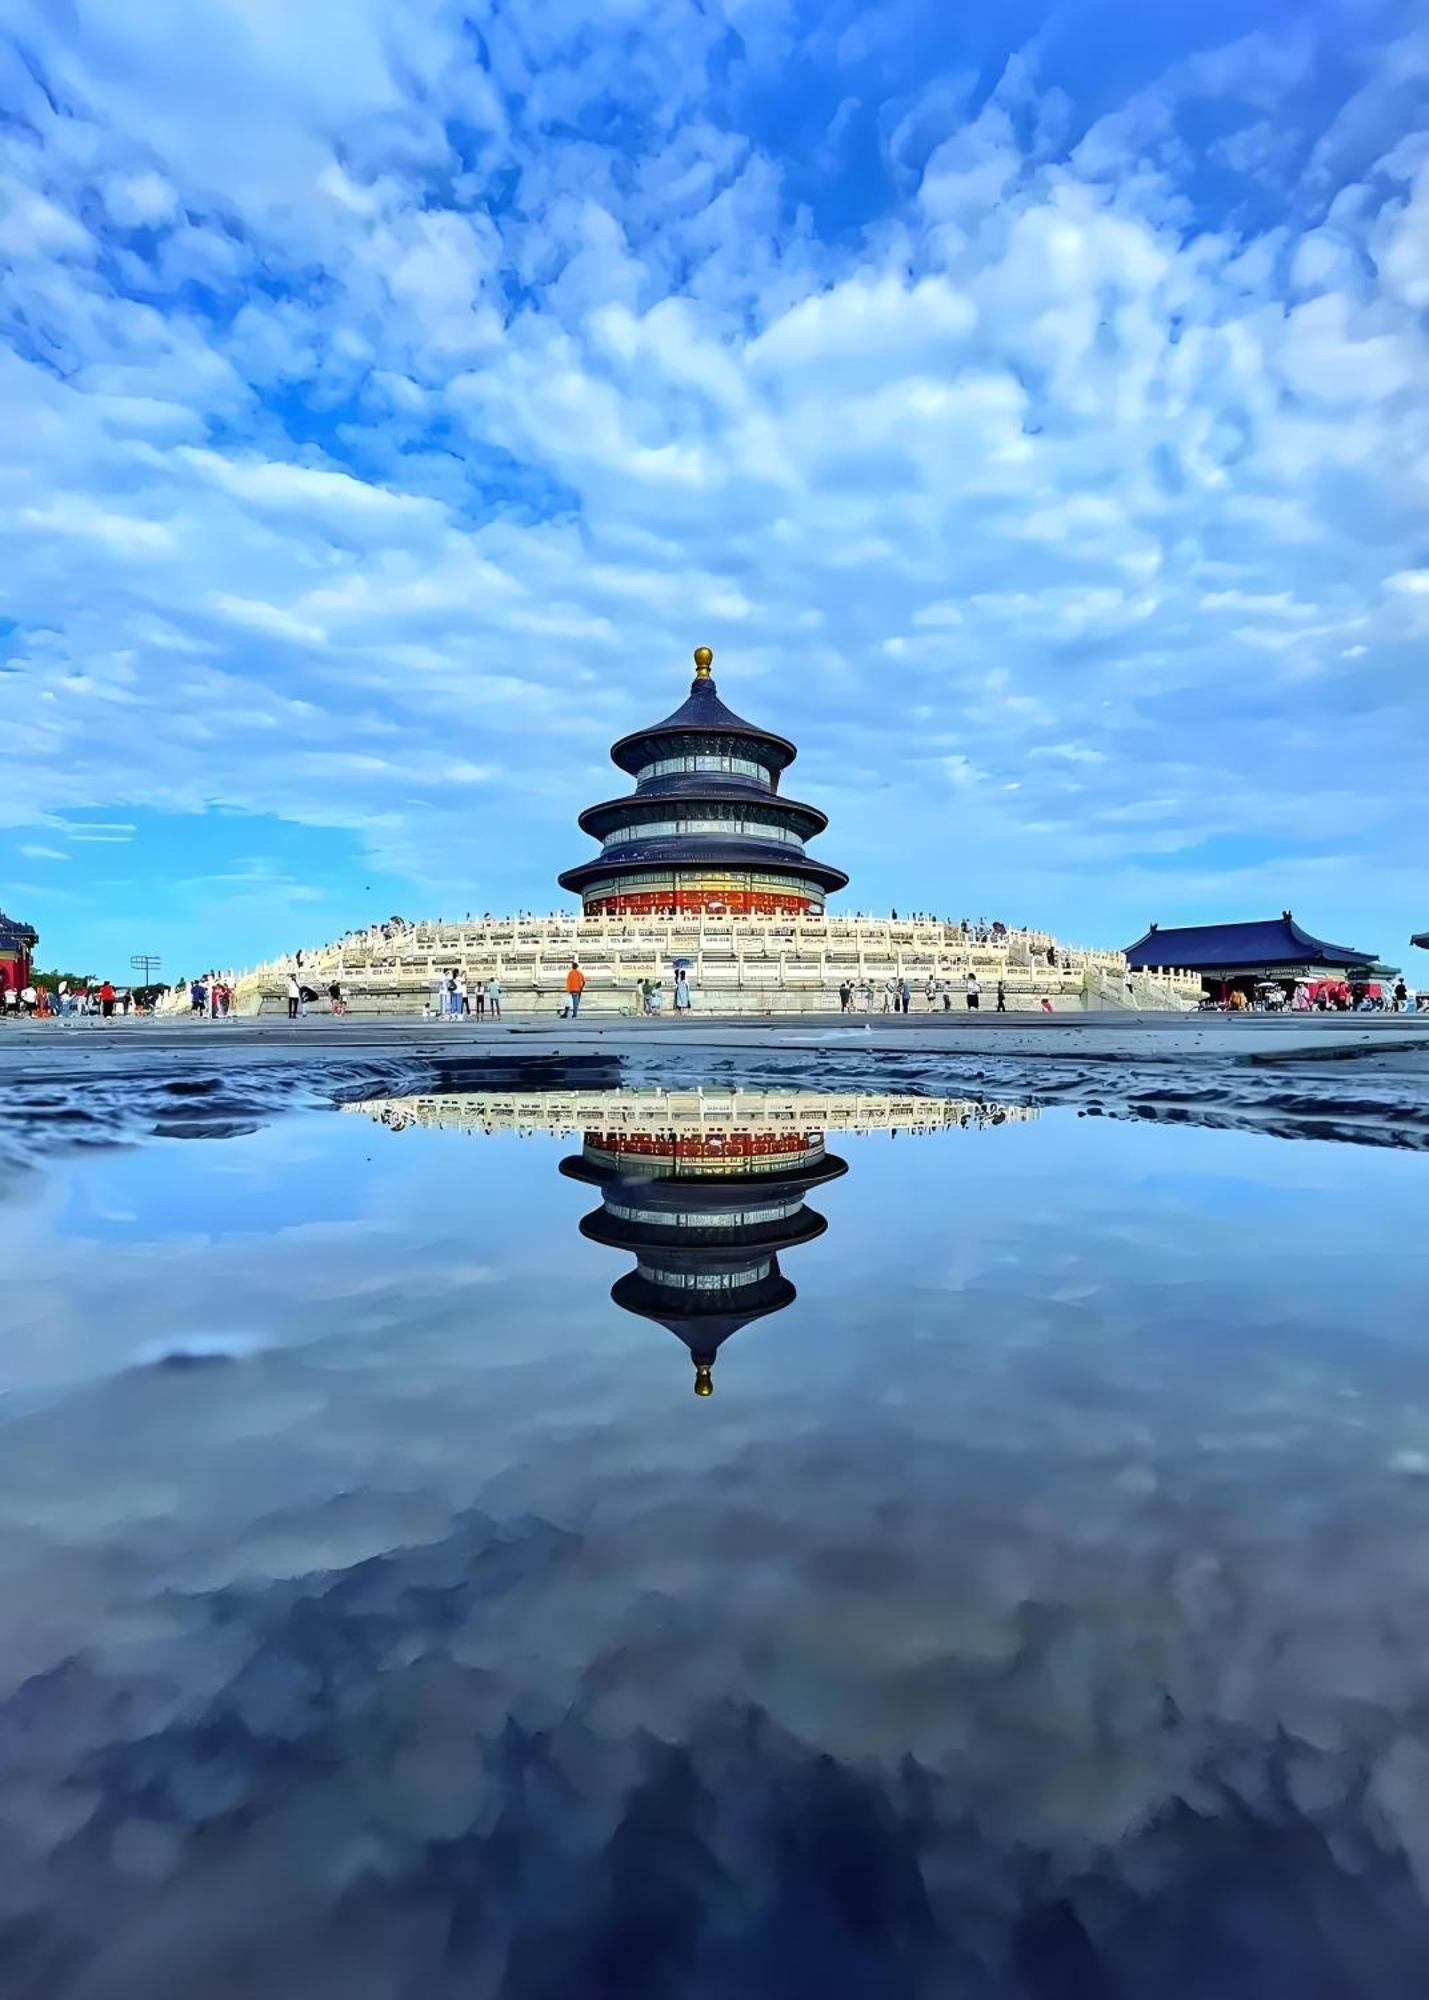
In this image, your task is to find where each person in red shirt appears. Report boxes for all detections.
[99,980,116,1022]
[565,960,586,1018]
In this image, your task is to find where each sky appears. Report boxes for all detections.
[1,0,1427,979]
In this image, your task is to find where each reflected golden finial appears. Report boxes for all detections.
[693,1361,715,1397]
[693,645,714,679]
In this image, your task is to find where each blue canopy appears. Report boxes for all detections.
[1125,912,1375,972]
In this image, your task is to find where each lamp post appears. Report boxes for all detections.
[129,953,161,1000]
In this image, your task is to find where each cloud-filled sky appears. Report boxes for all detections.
[1,0,1426,977]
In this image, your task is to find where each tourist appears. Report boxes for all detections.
[1291,982,1311,1013]
[474,980,486,1019]
[882,977,895,1013]
[191,977,206,1016]
[455,971,469,1016]
[1394,977,1409,1013]
[674,968,691,1014]
[328,980,344,1015]
[566,959,586,1018]
[20,982,38,1016]
[925,975,937,1010]
[99,978,116,1022]
[943,985,952,1011]
[3,985,17,1019]
[996,978,1007,1013]
[286,972,300,1021]
[899,977,911,1014]
[966,972,981,1011]
[1040,997,1055,1013]
[839,979,852,1012]
[445,973,460,1018]
[487,975,502,1020]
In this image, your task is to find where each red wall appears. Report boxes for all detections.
[0,949,32,993]
[585,889,818,917]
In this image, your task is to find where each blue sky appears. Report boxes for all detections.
[2,0,1426,978]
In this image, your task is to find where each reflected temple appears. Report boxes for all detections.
[561,1113,847,1396]
[349,1089,1036,1395]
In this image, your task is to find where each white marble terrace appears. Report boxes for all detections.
[232,914,1201,1016]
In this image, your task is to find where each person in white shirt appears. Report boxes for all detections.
[965,973,981,1012]
[286,973,300,1021]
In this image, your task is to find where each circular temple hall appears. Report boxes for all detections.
[557,647,849,918]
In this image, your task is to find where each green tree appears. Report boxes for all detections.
[31,966,98,989]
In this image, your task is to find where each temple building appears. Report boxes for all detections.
[561,1111,848,1396]
[0,908,37,999]
[1125,911,1381,999]
[557,645,848,918]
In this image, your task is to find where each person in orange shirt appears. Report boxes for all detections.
[99,979,116,1021]
[565,959,586,1018]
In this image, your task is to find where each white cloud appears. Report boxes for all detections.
[16,498,175,556]
[101,169,178,227]
[204,595,329,645]
[176,448,441,528]
[0,1,1424,961]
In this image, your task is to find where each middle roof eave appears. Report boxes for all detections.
[578,789,829,840]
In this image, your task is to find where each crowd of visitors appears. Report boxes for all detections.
[189,974,237,1019]
[1206,976,1420,1014]
[3,979,139,1020]
[427,971,507,1020]
[837,972,1020,1014]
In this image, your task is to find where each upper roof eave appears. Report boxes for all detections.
[609,675,797,774]
[1124,914,1377,971]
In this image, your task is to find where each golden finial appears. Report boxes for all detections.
[693,1361,715,1396]
[693,645,714,679]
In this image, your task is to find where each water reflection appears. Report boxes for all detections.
[8,1087,1428,1996]
[351,1089,1034,1394]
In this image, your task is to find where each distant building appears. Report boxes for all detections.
[558,645,848,919]
[0,909,38,997]
[1125,910,1379,996]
